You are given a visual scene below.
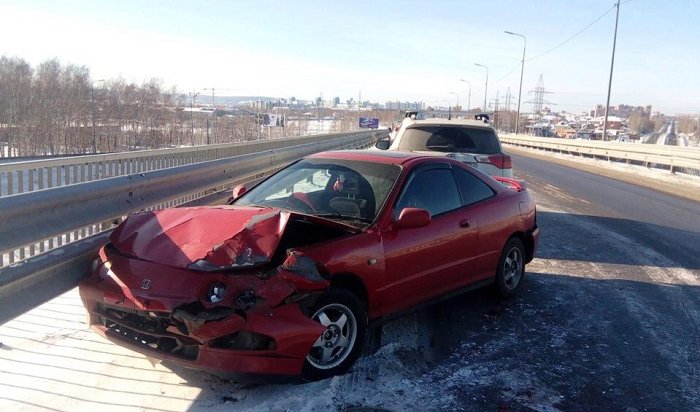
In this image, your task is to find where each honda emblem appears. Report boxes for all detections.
[141,279,152,290]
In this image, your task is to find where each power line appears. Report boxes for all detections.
[527,5,616,62]
[492,62,522,84]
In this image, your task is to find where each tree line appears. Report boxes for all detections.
[0,56,401,158]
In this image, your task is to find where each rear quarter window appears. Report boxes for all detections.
[398,126,501,154]
[453,168,496,206]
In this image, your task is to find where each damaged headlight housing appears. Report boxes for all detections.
[281,251,324,282]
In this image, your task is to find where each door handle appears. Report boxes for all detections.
[459,219,471,228]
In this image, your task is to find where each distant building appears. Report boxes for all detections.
[591,104,651,119]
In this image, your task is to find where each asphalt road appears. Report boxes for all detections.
[0,152,698,411]
[487,153,700,410]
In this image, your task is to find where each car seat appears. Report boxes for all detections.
[329,173,367,217]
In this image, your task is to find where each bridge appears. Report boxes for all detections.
[0,131,699,410]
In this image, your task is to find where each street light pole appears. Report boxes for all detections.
[603,0,621,141]
[505,30,526,134]
[460,79,471,112]
[475,63,488,112]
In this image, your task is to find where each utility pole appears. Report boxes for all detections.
[190,92,198,145]
[206,117,210,145]
[318,92,322,134]
[90,85,97,154]
[505,31,527,134]
[460,79,472,112]
[90,79,104,153]
[603,0,621,141]
[475,63,488,112]
[450,91,459,114]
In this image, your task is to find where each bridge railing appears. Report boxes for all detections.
[0,130,383,324]
[0,132,372,196]
[500,134,700,175]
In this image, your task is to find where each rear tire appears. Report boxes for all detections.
[495,238,525,298]
[301,289,367,381]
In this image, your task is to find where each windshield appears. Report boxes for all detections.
[235,158,401,226]
[397,126,501,154]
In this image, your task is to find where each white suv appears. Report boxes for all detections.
[378,118,513,177]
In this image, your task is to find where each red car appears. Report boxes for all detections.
[79,150,539,380]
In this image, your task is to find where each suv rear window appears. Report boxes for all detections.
[397,126,501,154]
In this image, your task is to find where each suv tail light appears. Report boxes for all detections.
[476,154,512,169]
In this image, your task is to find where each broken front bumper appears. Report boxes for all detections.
[78,247,327,376]
[80,283,325,376]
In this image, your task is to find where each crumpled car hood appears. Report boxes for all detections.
[110,206,290,269]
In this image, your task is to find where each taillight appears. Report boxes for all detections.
[476,154,512,169]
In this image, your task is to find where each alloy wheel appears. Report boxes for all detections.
[306,303,357,370]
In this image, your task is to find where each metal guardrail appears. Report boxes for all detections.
[0,130,383,324]
[0,132,370,196]
[500,134,700,175]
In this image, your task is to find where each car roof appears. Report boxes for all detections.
[307,149,436,166]
[407,118,494,130]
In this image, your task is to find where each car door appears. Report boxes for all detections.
[379,163,479,315]
[451,165,501,285]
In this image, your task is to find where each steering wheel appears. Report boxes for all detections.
[290,192,316,213]
[263,194,315,214]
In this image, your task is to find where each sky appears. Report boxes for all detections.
[0,0,698,114]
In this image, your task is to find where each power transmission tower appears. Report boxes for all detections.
[527,75,554,114]
[504,87,514,112]
[490,91,500,130]
[504,87,516,132]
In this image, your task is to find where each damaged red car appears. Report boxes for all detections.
[79,150,539,380]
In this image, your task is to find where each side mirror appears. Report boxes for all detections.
[228,185,247,204]
[394,207,431,229]
[375,139,390,150]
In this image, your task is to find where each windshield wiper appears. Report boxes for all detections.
[314,213,373,224]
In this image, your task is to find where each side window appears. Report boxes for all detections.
[395,168,461,218]
[454,168,495,206]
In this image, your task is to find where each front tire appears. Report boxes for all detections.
[301,289,367,381]
[495,238,526,298]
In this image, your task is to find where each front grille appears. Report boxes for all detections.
[95,304,199,361]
